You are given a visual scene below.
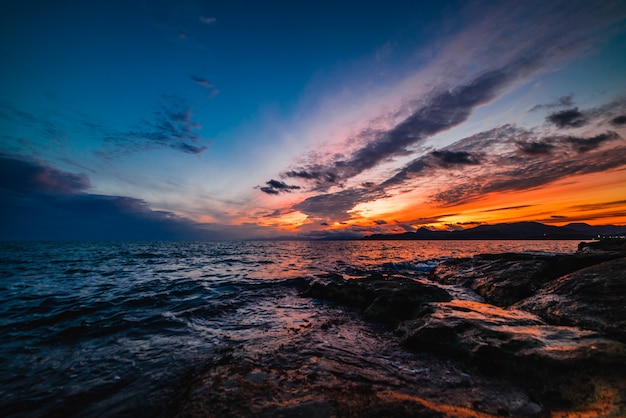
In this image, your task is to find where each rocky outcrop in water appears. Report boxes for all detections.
[298,246,626,415]
[429,251,624,307]
[515,257,626,343]
[300,272,452,323]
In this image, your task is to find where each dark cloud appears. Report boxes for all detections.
[283,169,341,189]
[374,219,387,225]
[257,179,301,195]
[283,167,338,184]
[516,140,555,155]
[431,150,481,167]
[0,155,215,241]
[564,131,621,153]
[610,115,626,126]
[529,95,574,112]
[0,154,90,195]
[517,130,621,156]
[546,107,587,128]
[284,170,319,180]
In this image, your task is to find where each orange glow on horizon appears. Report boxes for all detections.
[320,168,626,232]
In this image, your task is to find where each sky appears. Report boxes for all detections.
[2,0,626,240]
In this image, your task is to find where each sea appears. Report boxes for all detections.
[0,240,581,417]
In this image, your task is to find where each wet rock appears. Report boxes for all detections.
[579,237,626,252]
[396,299,626,410]
[300,273,451,324]
[169,307,538,418]
[397,300,626,366]
[293,249,626,415]
[430,252,624,307]
[515,257,626,342]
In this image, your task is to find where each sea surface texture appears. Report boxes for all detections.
[0,240,580,417]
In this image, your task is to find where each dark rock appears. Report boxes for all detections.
[430,252,624,307]
[515,257,626,342]
[396,299,626,409]
[295,250,626,415]
[578,237,626,252]
[300,273,451,324]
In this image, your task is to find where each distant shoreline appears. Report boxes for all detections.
[362,221,626,241]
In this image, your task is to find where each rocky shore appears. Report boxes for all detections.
[169,242,626,417]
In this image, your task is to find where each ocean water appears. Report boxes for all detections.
[0,240,581,417]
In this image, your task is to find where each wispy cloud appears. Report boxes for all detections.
[101,96,210,159]
[199,16,216,25]
[190,74,219,98]
[529,95,575,112]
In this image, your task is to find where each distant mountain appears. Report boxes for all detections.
[362,222,626,240]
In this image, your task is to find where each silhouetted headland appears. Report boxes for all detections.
[363,221,626,240]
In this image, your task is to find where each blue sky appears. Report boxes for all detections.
[2,0,626,240]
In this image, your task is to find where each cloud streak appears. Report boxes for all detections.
[190,74,219,98]
[102,96,210,159]
[257,179,301,195]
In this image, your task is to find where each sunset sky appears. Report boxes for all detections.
[2,0,626,240]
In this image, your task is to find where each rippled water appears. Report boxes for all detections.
[0,240,580,417]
